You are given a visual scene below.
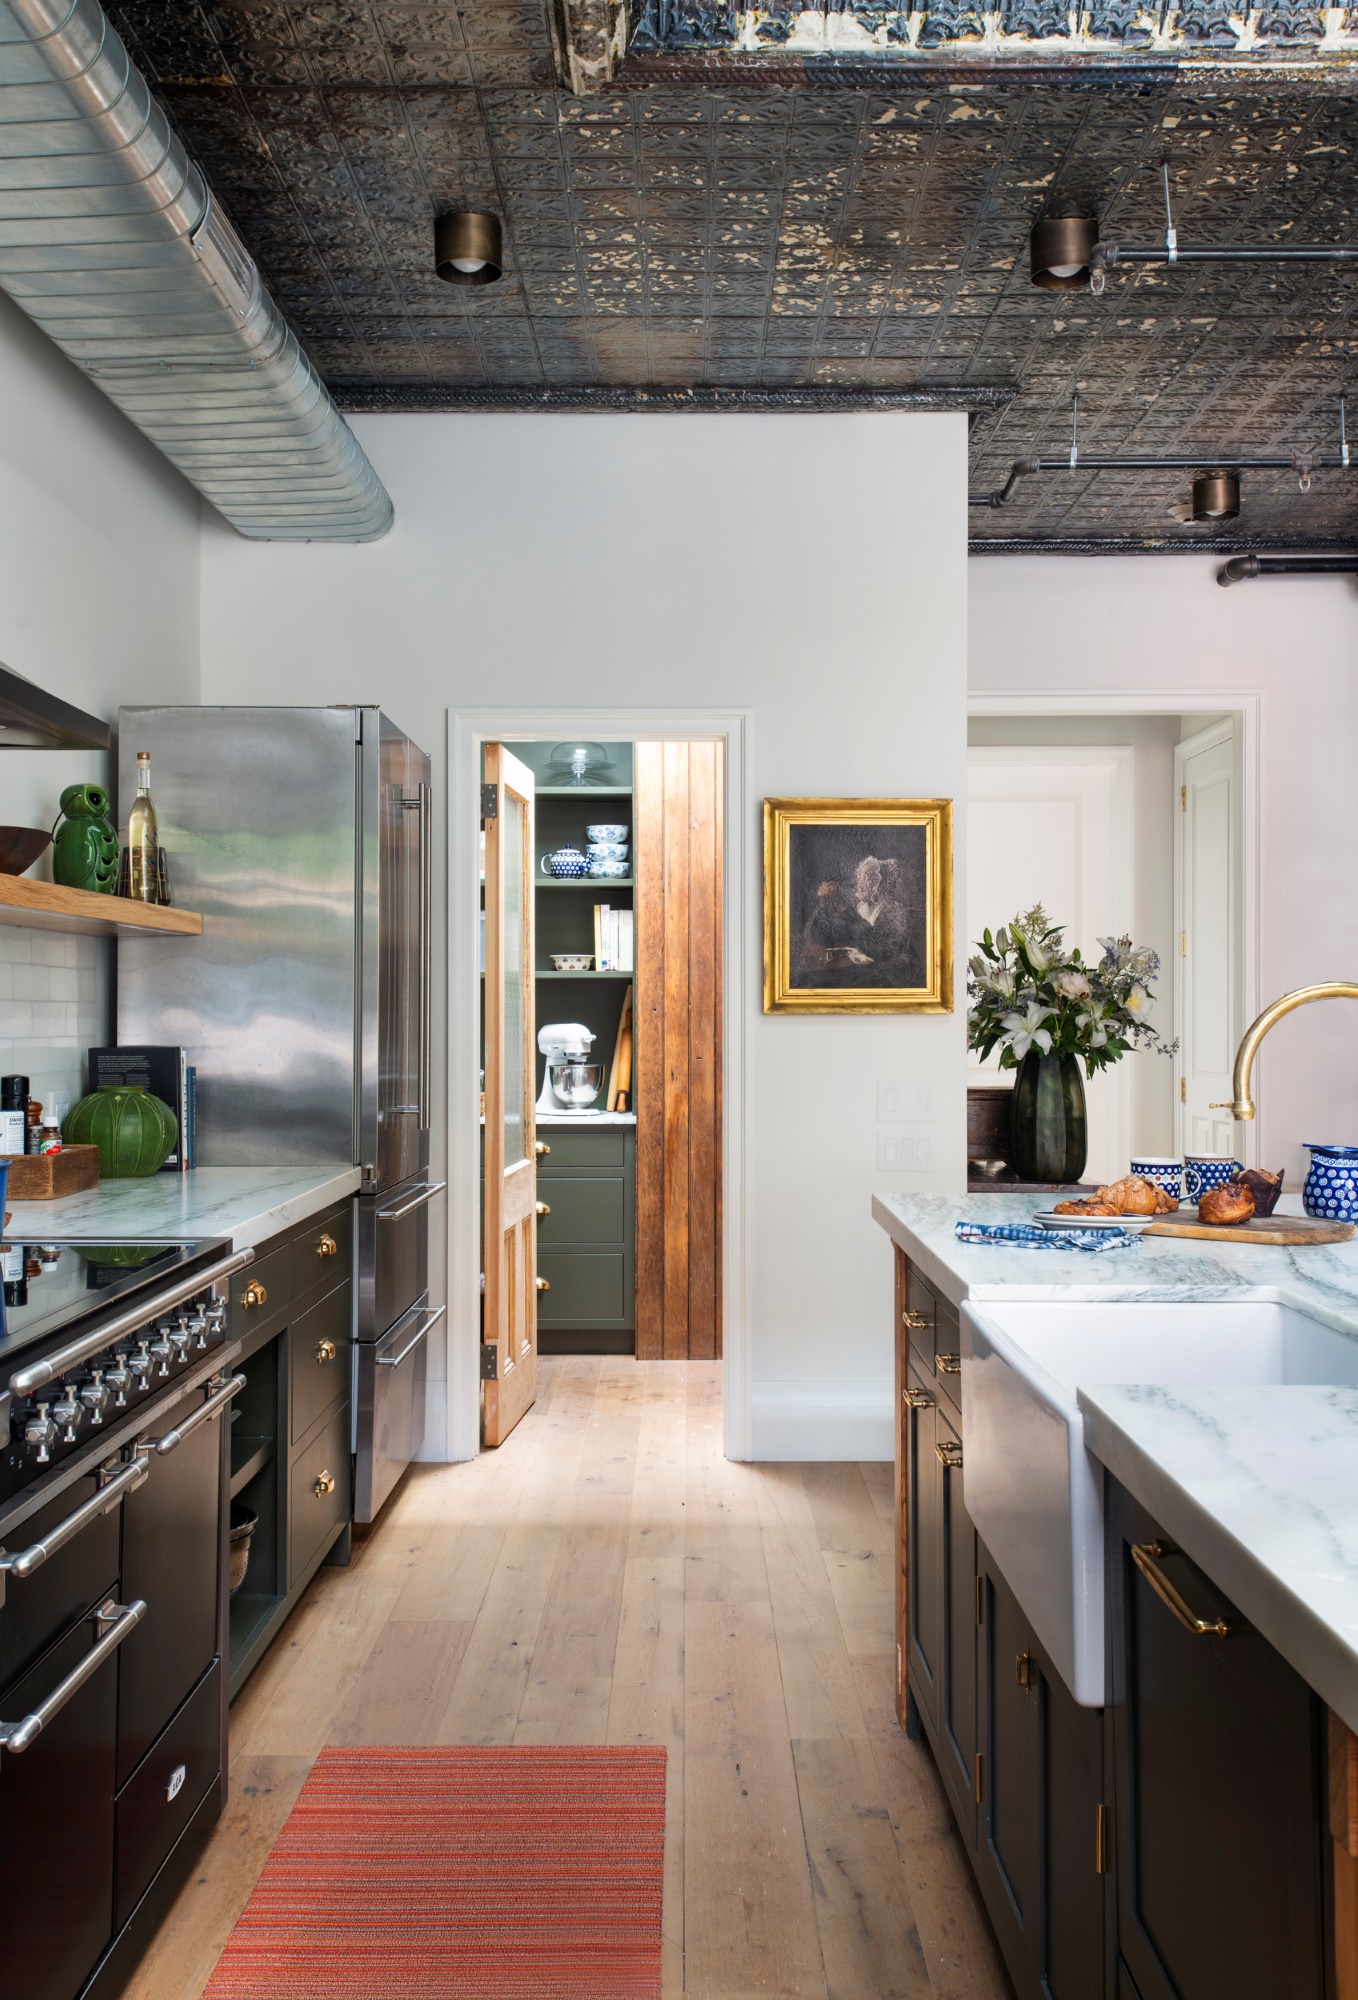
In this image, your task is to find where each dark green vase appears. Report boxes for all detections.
[1011,1050,1088,1185]
[64,1084,177,1178]
[52,782,119,894]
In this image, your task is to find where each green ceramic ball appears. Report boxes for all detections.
[64,1084,177,1178]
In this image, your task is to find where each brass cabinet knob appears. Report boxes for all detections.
[313,1470,336,1498]
[241,1281,267,1309]
[534,1140,551,1157]
[536,1201,551,1217]
[902,1311,931,1330]
[935,1352,962,1375]
[535,1275,550,1292]
[316,1338,337,1364]
[317,1232,338,1259]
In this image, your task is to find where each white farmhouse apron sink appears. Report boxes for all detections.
[960,1298,1358,1707]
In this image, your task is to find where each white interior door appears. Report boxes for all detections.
[1175,721,1239,1158]
[967,746,1133,1184]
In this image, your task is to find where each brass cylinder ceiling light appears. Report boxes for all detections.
[434,210,503,286]
[1192,471,1241,522]
[1030,215,1098,290]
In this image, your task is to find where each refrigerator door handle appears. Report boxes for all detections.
[418,780,432,1130]
[376,1178,447,1223]
[377,1304,446,1370]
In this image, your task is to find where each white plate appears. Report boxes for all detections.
[1033,1210,1156,1233]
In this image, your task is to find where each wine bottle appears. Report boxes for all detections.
[126,749,161,904]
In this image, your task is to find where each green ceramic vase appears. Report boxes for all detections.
[1010,1050,1088,1185]
[52,782,119,894]
[64,1083,177,1178]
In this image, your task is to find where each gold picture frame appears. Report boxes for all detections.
[763,797,953,1015]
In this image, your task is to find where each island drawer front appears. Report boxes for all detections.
[289,1284,353,1446]
[114,1661,220,1931]
[291,1200,353,1313]
[538,1128,626,1173]
[903,1265,961,1411]
[231,1240,292,1340]
[536,1177,626,1248]
[289,1405,351,1588]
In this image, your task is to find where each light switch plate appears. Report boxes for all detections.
[878,1080,935,1122]
[878,1129,933,1171]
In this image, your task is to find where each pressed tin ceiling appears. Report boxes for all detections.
[103,3,1358,550]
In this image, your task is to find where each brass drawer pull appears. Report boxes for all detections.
[935,1440,963,1469]
[902,1387,933,1410]
[935,1352,962,1375]
[313,1470,336,1498]
[535,1276,550,1293]
[316,1232,338,1259]
[536,1201,551,1217]
[241,1281,267,1310]
[902,1311,931,1330]
[1016,1648,1034,1690]
[1131,1540,1231,1639]
[535,1141,551,1157]
[315,1338,337,1364]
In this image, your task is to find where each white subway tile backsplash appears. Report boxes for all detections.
[31,934,67,968]
[0,928,108,1116]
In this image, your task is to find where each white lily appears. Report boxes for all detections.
[1001,1002,1054,1060]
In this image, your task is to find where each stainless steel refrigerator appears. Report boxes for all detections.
[117,706,442,1523]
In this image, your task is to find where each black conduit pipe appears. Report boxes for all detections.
[1217,555,1358,586]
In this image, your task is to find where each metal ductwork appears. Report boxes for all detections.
[0,0,392,541]
[1217,555,1358,587]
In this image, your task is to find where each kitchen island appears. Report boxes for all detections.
[875,1189,1358,2000]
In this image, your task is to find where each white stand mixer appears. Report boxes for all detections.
[536,1022,604,1115]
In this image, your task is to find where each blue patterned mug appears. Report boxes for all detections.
[1303,1143,1358,1222]
[1130,1156,1183,1201]
[1184,1154,1243,1203]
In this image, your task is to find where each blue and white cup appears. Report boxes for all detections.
[1130,1156,1183,1201]
[586,824,628,843]
[1184,1154,1243,1203]
[1303,1143,1358,1221]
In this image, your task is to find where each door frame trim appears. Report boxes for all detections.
[968,690,1260,1166]
[447,706,752,1463]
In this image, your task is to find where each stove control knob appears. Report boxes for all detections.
[52,1385,82,1444]
[80,1371,109,1425]
[25,1402,54,1463]
[169,1330,191,1363]
[128,1342,152,1387]
[206,1298,227,1332]
[185,1310,209,1350]
[148,1332,173,1378]
[104,1356,132,1407]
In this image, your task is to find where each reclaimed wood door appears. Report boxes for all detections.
[482,744,539,1446]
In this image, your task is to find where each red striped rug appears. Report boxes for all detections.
[203,1744,666,2000]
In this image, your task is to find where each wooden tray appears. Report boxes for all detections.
[1,1146,100,1200]
[1145,1209,1355,1246]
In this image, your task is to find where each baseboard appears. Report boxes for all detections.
[750,1379,893,1462]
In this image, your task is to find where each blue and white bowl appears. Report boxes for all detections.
[586,824,628,843]
[586,840,628,862]
[1184,1155,1242,1203]
[1303,1143,1358,1221]
[587,856,630,879]
[1130,1156,1183,1201]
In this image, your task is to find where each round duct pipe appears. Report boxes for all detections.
[1030,216,1098,290]
[435,211,503,285]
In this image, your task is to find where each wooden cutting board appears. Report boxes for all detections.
[1145,1210,1355,1246]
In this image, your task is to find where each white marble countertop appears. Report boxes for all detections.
[874,1189,1358,1726]
[2,1164,360,1252]
[537,1112,636,1128]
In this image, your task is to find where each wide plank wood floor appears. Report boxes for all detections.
[125,1356,1011,2000]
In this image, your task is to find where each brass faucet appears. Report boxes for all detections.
[1214,982,1358,1121]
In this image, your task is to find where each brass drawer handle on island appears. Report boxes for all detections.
[1131,1540,1232,1639]
[902,1387,933,1410]
[313,1469,336,1499]
[935,1352,962,1376]
[935,1439,963,1470]
[315,1338,337,1364]
[316,1232,338,1260]
[240,1280,267,1310]
[902,1311,930,1330]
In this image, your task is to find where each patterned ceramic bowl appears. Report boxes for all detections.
[1129,1156,1183,1201]
[1303,1143,1358,1221]
[587,857,630,879]
[1183,1155,1243,1203]
[551,953,594,972]
[585,824,628,843]
[586,840,629,862]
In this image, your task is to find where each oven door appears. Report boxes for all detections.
[353,1298,442,1525]
[358,1171,444,1342]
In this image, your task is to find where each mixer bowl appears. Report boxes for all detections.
[550,1060,604,1108]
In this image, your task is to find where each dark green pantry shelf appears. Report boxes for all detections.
[536,878,634,890]
[537,970,633,979]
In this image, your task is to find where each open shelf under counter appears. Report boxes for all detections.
[0,875,203,937]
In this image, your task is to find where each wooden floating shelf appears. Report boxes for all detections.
[536,878,634,890]
[0,875,203,938]
[537,970,634,980]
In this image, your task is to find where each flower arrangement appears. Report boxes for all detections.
[967,904,1177,1076]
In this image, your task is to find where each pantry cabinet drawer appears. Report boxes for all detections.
[536,1177,626,1247]
[289,1405,351,1588]
[538,1127,626,1173]
[537,1252,626,1327]
[289,1283,353,1446]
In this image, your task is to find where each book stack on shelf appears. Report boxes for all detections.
[593,904,634,973]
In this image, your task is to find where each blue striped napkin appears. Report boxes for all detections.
[954,1220,1142,1253]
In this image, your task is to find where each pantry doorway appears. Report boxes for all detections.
[449,707,750,1463]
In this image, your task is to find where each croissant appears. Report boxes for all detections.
[1151,1183,1180,1213]
[1096,1175,1161,1217]
[1054,1198,1123,1217]
[1199,1182,1255,1227]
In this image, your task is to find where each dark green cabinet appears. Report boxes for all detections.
[536,1124,635,1347]
[1108,1481,1327,2000]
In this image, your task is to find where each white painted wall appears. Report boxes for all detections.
[970,556,1358,1192]
[0,292,201,1115]
[199,412,970,1460]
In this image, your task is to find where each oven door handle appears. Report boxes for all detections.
[377,1304,446,1370]
[0,1598,146,1758]
[8,1247,255,1398]
[376,1179,446,1223]
[0,1458,149,1599]
[152,1373,246,1457]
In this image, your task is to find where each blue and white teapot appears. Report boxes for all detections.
[541,845,588,879]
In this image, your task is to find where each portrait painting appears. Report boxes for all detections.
[763,798,953,1014]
